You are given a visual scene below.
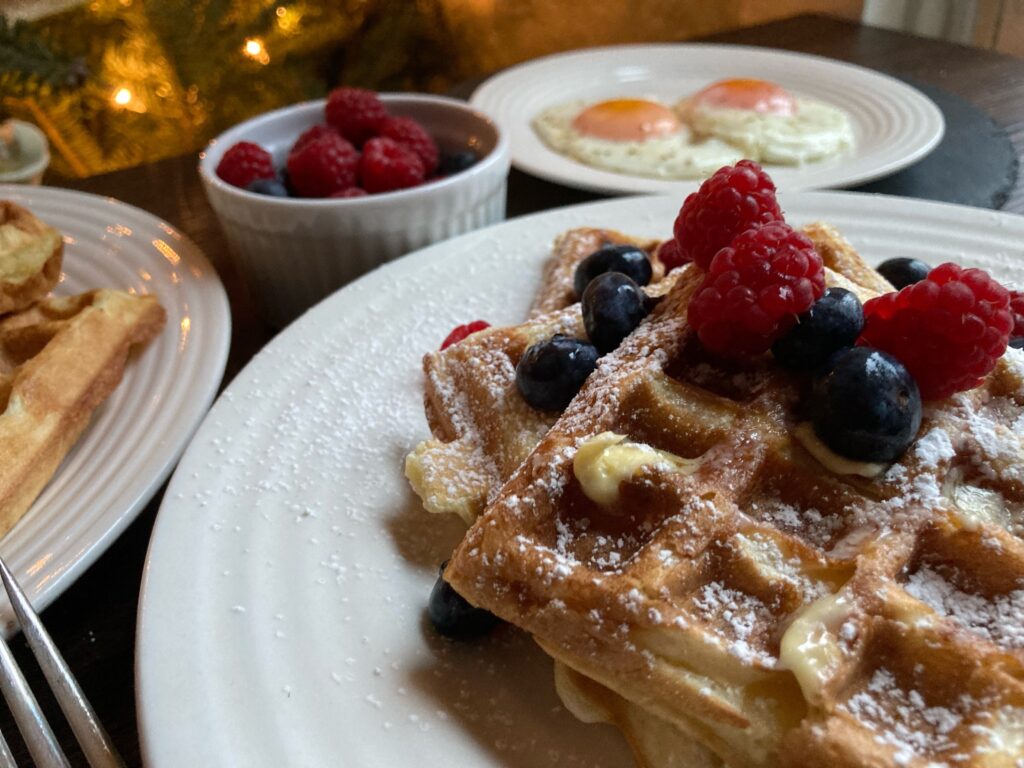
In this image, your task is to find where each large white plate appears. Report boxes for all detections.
[470,44,945,194]
[0,184,229,629]
[137,192,1023,767]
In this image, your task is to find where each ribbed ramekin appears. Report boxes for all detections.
[199,94,510,327]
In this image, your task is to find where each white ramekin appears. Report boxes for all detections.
[0,120,50,185]
[199,94,510,327]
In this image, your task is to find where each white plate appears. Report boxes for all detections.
[137,192,1023,767]
[0,184,229,629]
[470,44,945,195]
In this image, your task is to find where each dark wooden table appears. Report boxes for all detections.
[6,13,1022,767]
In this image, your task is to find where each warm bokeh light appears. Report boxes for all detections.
[275,6,298,33]
[112,87,132,106]
[243,37,270,64]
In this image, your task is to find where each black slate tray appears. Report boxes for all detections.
[849,78,1017,210]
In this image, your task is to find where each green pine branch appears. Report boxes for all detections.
[0,14,88,99]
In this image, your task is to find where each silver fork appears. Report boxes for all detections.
[0,556,123,768]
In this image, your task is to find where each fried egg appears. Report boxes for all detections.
[532,98,742,179]
[682,78,854,165]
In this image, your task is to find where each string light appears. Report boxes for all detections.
[243,37,270,65]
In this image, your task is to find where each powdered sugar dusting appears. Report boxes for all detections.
[904,566,1024,649]
[1003,346,1024,399]
[913,428,955,470]
[691,582,774,665]
[841,669,974,764]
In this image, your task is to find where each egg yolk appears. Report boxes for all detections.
[690,79,797,116]
[571,99,680,142]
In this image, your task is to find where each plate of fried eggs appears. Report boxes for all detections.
[471,44,944,194]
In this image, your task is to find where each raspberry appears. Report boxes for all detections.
[656,238,689,272]
[329,187,368,198]
[285,133,359,198]
[859,263,1012,399]
[1010,290,1024,338]
[325,87,387,145]
[291,124,339,155]
[687,222,825,357]
[360,137,425,193]
[379,116,439,175]
[216,141,275,188]
[440,320,490,350]
[673,160,784,271]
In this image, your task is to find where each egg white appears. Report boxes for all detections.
[684,96,855,165]
[532,101,743,180]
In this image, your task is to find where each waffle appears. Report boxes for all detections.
[442,233,1024,766]
[0,289,166,536]
[406,228,681,525]
[0,202,63,315]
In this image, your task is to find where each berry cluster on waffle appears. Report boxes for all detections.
[0,202,165,537]
[407,162,1024,767]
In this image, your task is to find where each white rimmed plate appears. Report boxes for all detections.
[137,192,1022,767]
[0,184,229,630]
[470,44,945,194]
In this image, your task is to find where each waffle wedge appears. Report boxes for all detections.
[0,289,166,536]
[0,202,63,315]
[407,227,677,524]
[442,238,1024,766]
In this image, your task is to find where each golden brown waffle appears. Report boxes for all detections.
[444,238,1024,766]
[408,222,905,766]
[0,202,63,315]
[406,228,682,525]
[0,289,166,536]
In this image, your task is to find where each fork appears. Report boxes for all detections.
[0,556,123,768]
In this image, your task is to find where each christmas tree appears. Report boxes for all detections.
[2,1,456,178]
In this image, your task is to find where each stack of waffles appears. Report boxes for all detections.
[0,201,165,537]
[406,221,1024,767]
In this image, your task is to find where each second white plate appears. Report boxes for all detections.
[138,191,1022,767]
[471,43,945,194]
[0,184,230,629]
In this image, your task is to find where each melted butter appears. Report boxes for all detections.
[951,483,1008,532]
[573,432,699,507]
[779,592,851,704]
[975,707,1024,755]
[793,423,887,478]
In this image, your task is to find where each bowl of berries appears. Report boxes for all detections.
[199,87,510,326]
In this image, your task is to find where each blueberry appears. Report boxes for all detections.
[280,168,298,196]
[573,244,653,299]
[428,562,499,639]
[1011,337,1024,350]
[438,150,477,176]
[582,272,651,354]
[516,334,599,410]
[245,177,290,197]
[810,347,922,463]
[877,258,930,289]
[772,287,864,370]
